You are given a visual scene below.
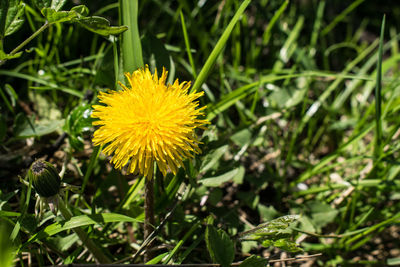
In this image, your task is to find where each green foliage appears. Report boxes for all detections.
[33,0,67,11]
[63,103,93,150]
[0,0,25,40]
[239,215,301,252]
[205,224,235,267]
[0,221,15,267]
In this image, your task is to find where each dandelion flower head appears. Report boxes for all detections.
[91,66,208,178]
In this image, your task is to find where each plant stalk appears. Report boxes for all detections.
[144,176,155,262]
[0,22,50,66]
[58,197,112,263]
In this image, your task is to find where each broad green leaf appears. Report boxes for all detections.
[63,103,93,150]
[231,129,252,146]
[199,168,240,187]
[76,16,128,36]
[33,0,51,10]
[0,0,10,38]
[50,0,67,11]
[33,0,66,11]
[0,0,24,38]
[307,201,339,229]
[41,8,78,23]
[5,2,25,36]
[239,255,268,267]
[205,225,235,267]
[200,144,228,173]
[26,213,143,245]
[40,5,86,24]
[16,118,64,138]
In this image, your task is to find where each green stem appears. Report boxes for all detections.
[58,197,112,263]
[0,22,50,66]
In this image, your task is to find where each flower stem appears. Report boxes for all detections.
[58,197,112,263]
[144,176,155,262]
[0,22,50,66]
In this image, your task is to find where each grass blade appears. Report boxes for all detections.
[374,15,385,162]
[120,0,143,72]
[191,0,251,93]
[180,11,197,79]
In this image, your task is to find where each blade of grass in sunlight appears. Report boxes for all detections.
[191,0,251,93]
[180,11,197,79]
[120,0,143,72]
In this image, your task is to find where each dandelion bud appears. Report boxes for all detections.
[28,160,61,198]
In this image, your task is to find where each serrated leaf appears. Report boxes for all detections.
[50,0,66,11]
[239,215,300,241]
[33,0,66,11]
[41,8,78,23]
[76,16,128,36]
[239,255,268,267]
[33,0,51,10]
[0,0,10,38]
[5,3,25,36]
[205,225,235,267]
[0,0,25,38]
[199,168,240,187]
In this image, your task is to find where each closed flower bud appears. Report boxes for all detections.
[28,160,61,198]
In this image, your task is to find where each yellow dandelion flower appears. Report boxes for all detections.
[91,66,209,178]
